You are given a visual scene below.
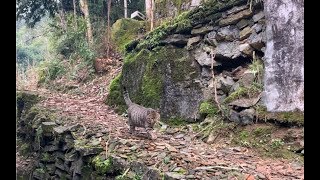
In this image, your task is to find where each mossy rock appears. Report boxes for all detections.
[111,18,146,53]
[256,106,304,126]
[16,91,40,119]
[106,46,202,121]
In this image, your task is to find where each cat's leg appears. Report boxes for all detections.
[129,124,136,134]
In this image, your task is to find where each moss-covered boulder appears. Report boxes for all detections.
[16,91,40,119]
[106,45,203,121]
[111,18,146,53]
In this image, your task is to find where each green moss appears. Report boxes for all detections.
[256,106,304,126]
[165,117,188,126]
[224,84,262,104]
[92,156,113,175]
[253,127,273,137]
[199,101,218,117]
[232,126,303,161]
[19,143,31,156]
[190,0,246,25]
[111,18,146,53]
[105,73,127,113]
[16,91,40,119]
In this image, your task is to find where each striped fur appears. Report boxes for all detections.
[123,89,160,136]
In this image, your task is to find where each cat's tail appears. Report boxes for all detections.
[123,86,132,106]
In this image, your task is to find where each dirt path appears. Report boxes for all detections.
[28,65,304,180]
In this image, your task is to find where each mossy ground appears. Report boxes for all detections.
[231,124,303,161]
[255,105,304,126]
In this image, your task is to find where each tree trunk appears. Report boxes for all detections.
[106,0,112,59]
[124,0,128,18]
[73,0,77,30]
[80,0,93,46]
[58,2,67,31]
[150,0,154,30]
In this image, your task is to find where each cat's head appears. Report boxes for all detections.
[146,110,160,128]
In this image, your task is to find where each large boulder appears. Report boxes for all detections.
[107,46,203,122]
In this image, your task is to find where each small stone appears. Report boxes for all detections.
[229,110,241,123]
[232,147,242,152]
[191,26,214,35]
[236,19,249,30]
[53,126,69,134]
[226,5,248,15]
[239,27,253,40]
[239,43,253,56]
[165,172,186,179]
[174,134,185,139]
[90,139,101,146]
[252,23,263,33]
[161,34,190,46]
[185,175,195,179]
[253,11,265,22]
[173,167,185,173]
[65,149,79,162]
[43,144,59,152]
[55,158,65,171]
[219,9,253,26]
[187,36,201,48]
[95,132,103,138]
[257,173,266,179]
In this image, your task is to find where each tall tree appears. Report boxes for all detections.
[73,0,77,30]
[124,0,128,18]
[58,1,67,31]
[80,0,93,45]
[150,0,154,30]
[106,0,112,59]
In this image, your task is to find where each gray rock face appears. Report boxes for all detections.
[187,36,201,48]
[263,0,304,111]
[193,48,211,67]
[161,34,190,46]
[236,19,249,29]
[219,9,253,26]
[216,25,240,42]
[215,41,241,59]
[248,32,265,51]
[161,65,203,122]
[239,43,253,56]
[218,75,235,93]
[191,26,214,35]
[239,108,255,125]
[253,11,265,22]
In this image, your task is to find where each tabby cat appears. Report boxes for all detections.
[123,87,160,139]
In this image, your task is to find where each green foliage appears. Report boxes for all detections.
[16,19,51,70]
[137,26,168,50]
[50,14,95,61]
[249,52,264,83]
[37,59,66,84]
[199,101,218,117]
[224,84,262,103]
[16,0,57,28]
[271,138,284,149]
[92,156,113,175]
